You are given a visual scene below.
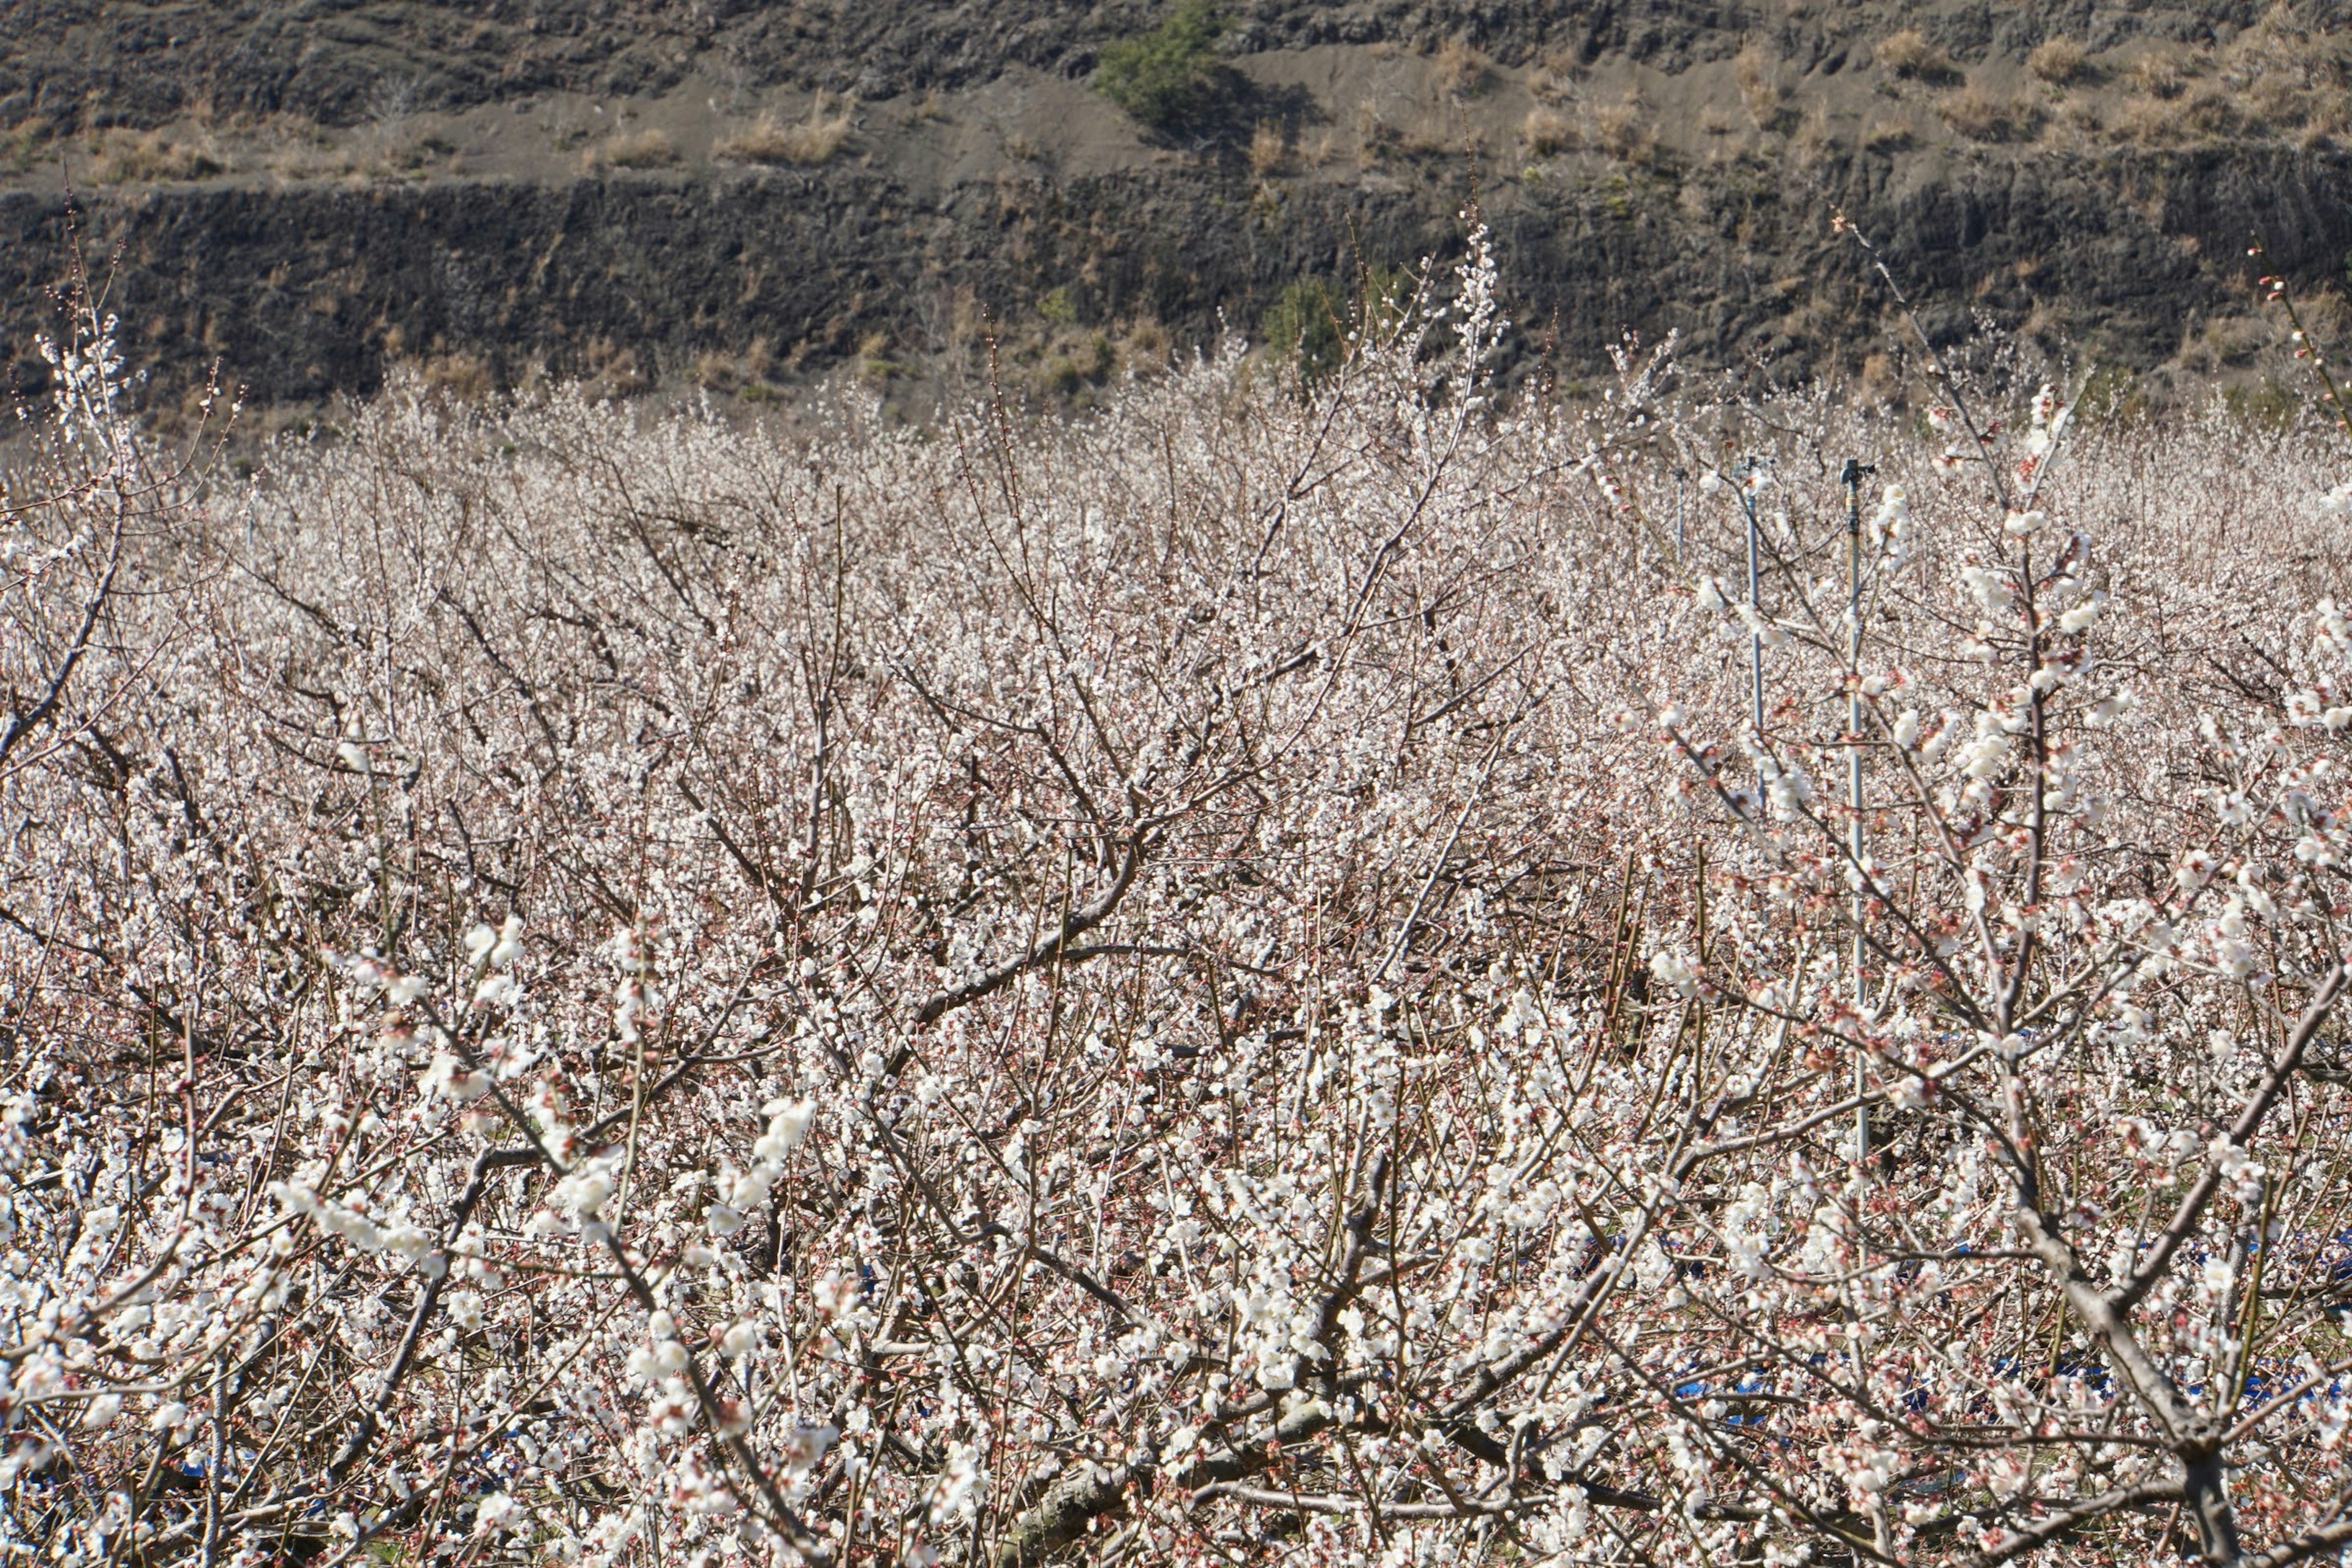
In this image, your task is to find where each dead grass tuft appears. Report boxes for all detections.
[418,352,494,402]
[1520,105,1574,157]
[1938,84,2046,142]
[587,127,678,170]
[714,97,854,166]
[1430,37,1490,98]
[2128,50,2187,100]
[2027,37,2092,86]
[1588,91,1653,162]
[1863,115,1917,151]
[86,128,225,184]
[1877,29,1961,85]
[1247,121,1289,175]
[1526,60,1575,104]
[1736,43,1791,129]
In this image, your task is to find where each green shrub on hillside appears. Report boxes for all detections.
[1260,266,1414,383]
[1093,1,1232,129]
[1260,280,1344,380]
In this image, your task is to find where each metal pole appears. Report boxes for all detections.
[1843,458,1875,1173]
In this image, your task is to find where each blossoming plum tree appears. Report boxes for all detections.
[7,229,2352,1568]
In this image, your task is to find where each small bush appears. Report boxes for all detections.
[1259,267,1411,382]
[714,98,853,165]
[2027,36,2092,85]
[1877,28,1961,85]
[1093,0,1232,129]
[1261,280,1344,380]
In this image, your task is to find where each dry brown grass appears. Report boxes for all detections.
[1520,105,1574,157]
[2129,49,2188,100]
[854,330,900,382]
[1938,83,2046,142]
[577,336,649,398]
[2302,89,2350,146]
[2106,85,2253,145]
[587,126,677,170]
[0,120,52,175]
[1877,28,1960,85]
[714,97,854,166]
[86,127,225,184]
[2214,18,2351,142]
[1736,43,1789,127]
[1430,36,1490,97]
[1398,121,1485,160]
[1246,121,1289,175]
[2027,37,2092,85]
[2247,70,2314,131]
[2103,94,2173,143]
[1788,100,1835,164]
[691,349,743,393]
[1863,115,1918,151]
[2178,314,2272,375]
[1588,90,1653,161]
[2176,90,2248,139]
[415,351,494,401]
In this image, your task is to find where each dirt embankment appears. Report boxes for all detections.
[0,2,2345,413]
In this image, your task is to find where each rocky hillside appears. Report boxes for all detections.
[0,0,2346,416]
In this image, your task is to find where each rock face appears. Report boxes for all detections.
[0,2,2345,408]
[5,146,2345,407]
